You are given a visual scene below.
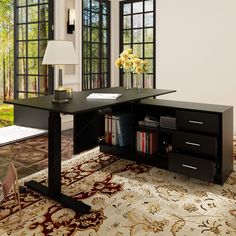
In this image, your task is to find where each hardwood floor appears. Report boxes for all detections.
[0,129,73,180]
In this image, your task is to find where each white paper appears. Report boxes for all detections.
[87,93,122,100]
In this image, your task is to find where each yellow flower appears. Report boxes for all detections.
[125,48,133,55]
[120,51,129,60]
[115,58,123,68]
[133,58,142,67]
[142,60,148,66]
[135,65,144,74]
[123,59,132,70]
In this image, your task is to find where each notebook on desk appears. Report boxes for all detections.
[87,93,122,100]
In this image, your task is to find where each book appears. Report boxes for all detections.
[111,114,118,145]
[116,113,133,147]
[87,93,122,100]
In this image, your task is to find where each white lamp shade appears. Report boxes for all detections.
[42,40,78,65]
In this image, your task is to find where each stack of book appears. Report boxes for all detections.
[104,112,133,147]
[136,130,158,154]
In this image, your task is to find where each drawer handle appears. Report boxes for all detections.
[189,120,204,125]
[185,141,200,147]
[182,164,197,170]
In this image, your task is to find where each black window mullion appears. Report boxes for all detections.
[37,3,40,96]
[89,0,92,90]
[98,0,102,88]
[25,2,28,98]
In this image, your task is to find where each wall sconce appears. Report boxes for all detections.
[67,9,75,34]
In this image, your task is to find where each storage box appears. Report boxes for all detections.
[160,116,176,129]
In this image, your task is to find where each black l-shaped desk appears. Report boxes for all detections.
[5,87,175,213]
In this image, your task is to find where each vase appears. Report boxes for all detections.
[124,71,132,89]
[136,74,142,91]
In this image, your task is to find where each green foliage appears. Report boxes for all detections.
[0,103,13,127]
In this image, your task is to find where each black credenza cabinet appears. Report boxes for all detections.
[78,99,233,185]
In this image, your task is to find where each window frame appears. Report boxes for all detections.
[14,0,54,99]
[82,0,111,91]
[119,0,156,88]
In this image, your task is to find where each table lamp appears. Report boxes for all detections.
[42,40,78,103]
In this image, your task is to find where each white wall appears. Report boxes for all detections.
[155,0,236,133]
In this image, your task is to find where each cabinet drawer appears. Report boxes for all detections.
[169,153,216,182]
[176,110,219,135]
[173,131,217,158]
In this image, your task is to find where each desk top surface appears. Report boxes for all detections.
[5,87,175,115]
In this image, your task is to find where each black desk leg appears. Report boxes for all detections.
[25,111,91,214]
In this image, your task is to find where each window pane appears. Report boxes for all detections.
[28,58,38,74]
[133,14,143,28]
[144,28,153,42]
[145,44,153,58]
[18,76,26,92]
[18,59,26,74]
[133,29,143,43]
[83,43,91,58]
[28,0,38,5]
[102,44,108,58]
[101,2,107,14]
[39,76,48,93]
[145,59,153,73]
[102,15,107,28]
[145,13,153,27]
[123,30,131,44]
[18,0,26,6]
[145,0,153,12]
[28,41,38,57]
[39,4,48,21]
[39,22,48,39]
[92,59,99,73]
[28,6,38,22]
[83,0,90,10]
[28,76,38,92]
[102,59,107,73]
[18,42,26,57]
[83,10,90,26]
[133,2,143,13]
[83,59,90,73]
[144,74,154,88]
[92,0,99,12]
[92,12,99,27]
[18,25,26,40]
[133,44,143,58]
[39,59,48,74]
[39,40,47,57]
[91,28,99,42]
[18,93,26,99]
[123,15,131,29]
[102,30,108,43]
[28,23,38,40]
[83,26,90,42]
[123,44,131,50]
[19,7,26,23]
[91,44,99,58]
[123,3,131,15]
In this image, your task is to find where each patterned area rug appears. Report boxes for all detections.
[1,147,236,235]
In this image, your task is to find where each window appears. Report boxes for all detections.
[120,0,155,88]
[14,0,54,99]
[82,0,110,90]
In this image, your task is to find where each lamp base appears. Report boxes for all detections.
[52,88,69,104]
